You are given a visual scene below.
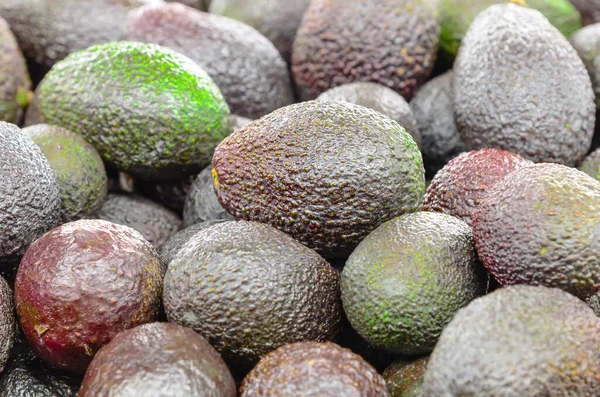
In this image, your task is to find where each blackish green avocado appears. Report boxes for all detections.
[0,277,14,375]
[183,166,234,228]
[157,220,226,268]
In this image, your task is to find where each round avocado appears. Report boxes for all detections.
[383,357,428,397]
[23,124,107,223]
[79,322,236,397]
[341,211,487,355]
[579,147,600,180]
[183,166,234,228]
[240,341,389,397]
[212,100,425,259]
[0,277,14,375]
[571,23,600,108]
[15,219,164,373]
[423,285,600,396]
[163,220,342,368]
[473,163,600,300]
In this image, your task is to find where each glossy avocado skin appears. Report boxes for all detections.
[579,147,600,180]
[571,23,600,108]
[157,220,226,268]
[79,322,236,397]
[423,286,600,396]
[127,2,294,120]
[38,41,231,181]
[183,166,234,228]
[212,100,425,259]
[241,341,389,397]
[454,4,595,166]
[383,357,428,397]
[0,16,30,124]
[473,164,600,300]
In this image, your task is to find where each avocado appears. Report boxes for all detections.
[317,82,422,148]
[423,285,600,396]
[157,221,226,268]
[571,0,600,25]
[292,0,439,101]
[163,220,341,368]
[79,322,236,397]
[454,3,595,166]
[15,219,164,373]
[37,41,231,181]
[0,16,31,124]
[127,3,294,120]
[240,341,389,396]
[212,100,425,259]
[209,0,310,63]
[423,149,533,227]
[135,176,194,214]
[23,124,107,223]
[571,23,600,108]
[183,166,234,228]
[579,147,600,180]
[473,163,600,300]
[383,357,428,397]
[98,194,182,248]
[410,71,464,178]
[341,211,487,355]
[0,277,14,374]
[0,122,61,265]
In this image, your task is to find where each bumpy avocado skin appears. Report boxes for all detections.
[318,82,421,148]
[454,4,595,166]
[212,100,425,259]
[473,163,600,300]
[579,147,600,180]
[79,322,236,397]
[423,285,600,396]
[38,41,231,181]
[384,357,428,397]
[292,0,439,101]
[183,166,234,227]
[240,341,389,397]
[127,3,293,120]
[571,23,600,108]
[157,220,226,268]
[0,277,14,374]
[23,124,107,223]
[0,122,61,265]
[410,71,464,178]
[423,149,533,227]
[163,221,342,368]
[341,212,486,355]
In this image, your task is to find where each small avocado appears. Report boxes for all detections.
[157,221,227,268]
[38,41,231,181]
[23,124,107,223]
[240,341,389,396]
[163,220,341,368]
[383,357,428,397]
[579,147,600,180]
[571,23,600,108]
[0,277,14,374]
[127,3,294,120]
[79,322,236,397]
[423,149,533,227]
[98,194,182,248]
[183,166,234,228]
[212,100,425,259]
[423,285,600,396]
[341,211,487,355]
[473,163,600,300]
[454,3,595,166]
[15,219,164,373]
[292,0,439,101]
[410,71,464,178]
[571,0,600,25]
[0,122,61,265]
[318,82,422,148]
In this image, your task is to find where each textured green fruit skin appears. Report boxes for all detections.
[341,212,487,355]
[383,357,428,397]
[212,100,425,259]
[440,0,582,58]
[38,41,231,181]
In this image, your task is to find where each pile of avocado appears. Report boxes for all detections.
[1,1,600,396]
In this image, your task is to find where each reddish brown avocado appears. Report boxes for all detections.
[383,357,428,397]
[291,0,439,101]
[423,149,533,227]
[240,341,390,397]
[79,322,236,397]
[15,219,164,374]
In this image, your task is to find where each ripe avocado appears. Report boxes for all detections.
[23,124,107,223]
[240,341,389,397]
[183,166,234,228]
[0,277,14,374]
[341,211,487,355]
[292,0,440,101]
[157,220,226,268]
[212,100,425,259]
[454,3,595,166]
[38,41,231,181]
[579,147,600,180]
[127,3,294,120]
[79,322,236,397]
[423,149,533,227]
[163,220,341,368]
[318,82,422,148]
[473,163,600,300]
[0,122,61,265]
[423,285,600,396]
[98,194,182,248]
[15,219,164,373]
[383,357,428,397]
[571,23,600,108]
